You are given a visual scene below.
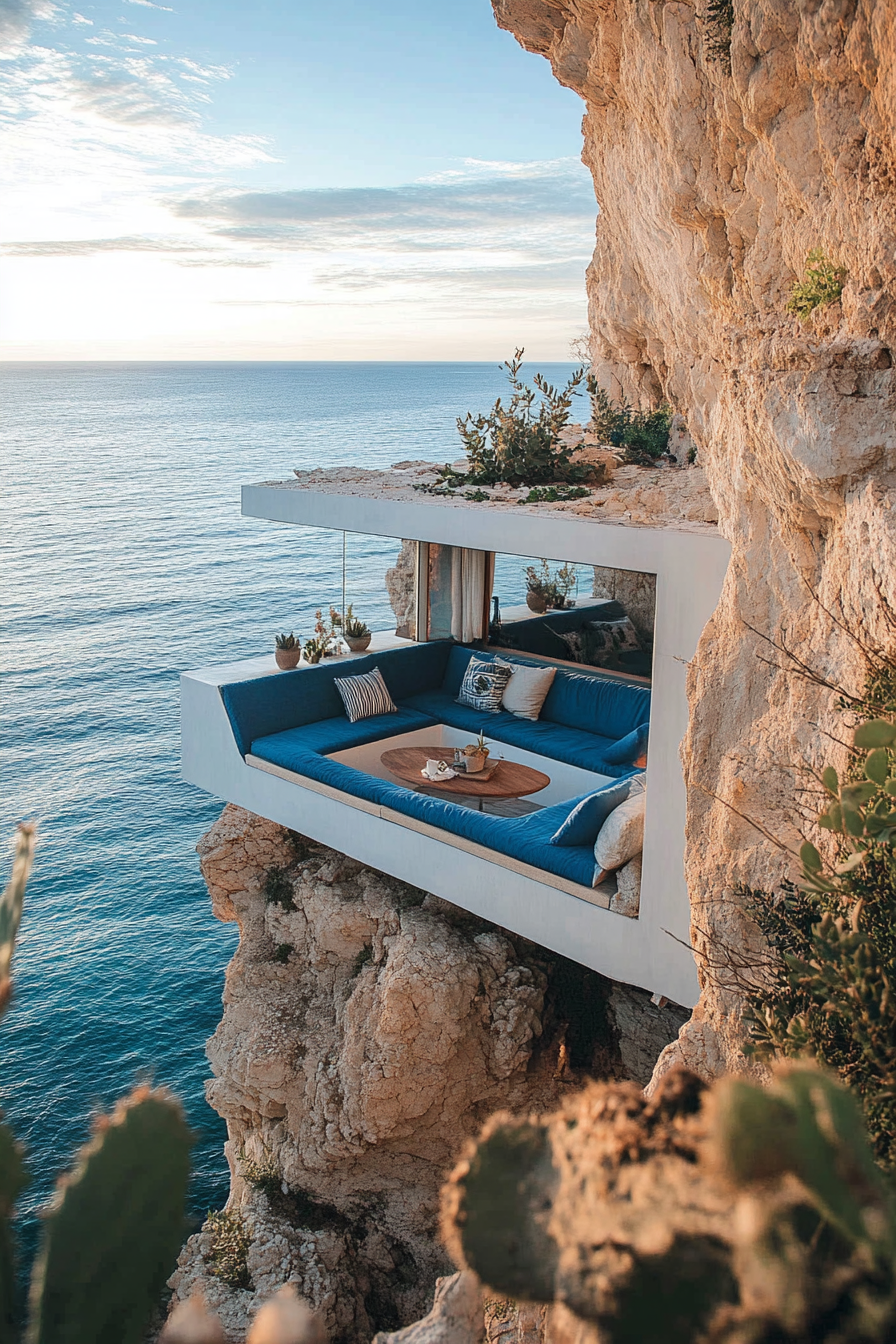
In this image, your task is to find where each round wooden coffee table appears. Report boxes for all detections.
[380,746,550,811]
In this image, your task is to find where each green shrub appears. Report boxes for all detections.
[454,350,590,488]
[263,865,295,913]
[206,1209,251,1289]
[745,663,896,1166]
[239,1152,281,1197]
[586,378,672,466]
[273,942,293,964]
[703,0,734,63]
[350,945,373,978]
[524,485,590,503]
[786,248,847,320]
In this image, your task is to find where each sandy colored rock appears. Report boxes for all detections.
[609,854,641,919]
[172,807,668,1343]
[278,458,718,532]
[385,540,417,638]
[493,0,896,1079]
[373,1273,484,1344]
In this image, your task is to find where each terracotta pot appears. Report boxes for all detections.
[464,750,489,774]
[346,634,372,653]
[526,590,547,614]
[275,648,302,670]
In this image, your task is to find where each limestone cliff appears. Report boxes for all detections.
[169,807,683,1341]
[493,0,896,1076]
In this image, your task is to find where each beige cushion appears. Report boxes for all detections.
[594,790,646,870]
[498,662,556,721]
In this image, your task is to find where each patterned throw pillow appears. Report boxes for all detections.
[334,667,397,724]
[456,655,513,713]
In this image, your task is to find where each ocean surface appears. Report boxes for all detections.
[1,360,582,1258]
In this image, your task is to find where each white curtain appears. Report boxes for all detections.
[449,547,487,642]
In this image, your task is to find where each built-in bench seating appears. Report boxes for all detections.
[219,641,650,891]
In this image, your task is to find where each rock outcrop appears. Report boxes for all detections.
[169,807,677,1342]
[493,0,896,1077]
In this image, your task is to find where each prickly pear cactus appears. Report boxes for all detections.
[27,1087,193,1344]
[442,1064,896,1344]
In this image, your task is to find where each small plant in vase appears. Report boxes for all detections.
[304,609,342,663]
[524,559,578,612]
[274,631,302,670]
[342,604,371,653]
[525,559,552,613]
[463,731,490,774]
[550,561,578,609]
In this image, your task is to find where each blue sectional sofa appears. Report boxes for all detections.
[219,641,650,892]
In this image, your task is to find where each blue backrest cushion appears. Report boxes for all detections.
[221,640,453,755]
[603,721,650,766]
[441,644,477,696]
[542,670,651,740]
[550,779,632,847]
[375,641,452,701]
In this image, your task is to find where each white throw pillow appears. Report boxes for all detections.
[498,662,556,721]
[594,789,646,871]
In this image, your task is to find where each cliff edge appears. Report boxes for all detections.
[493,0,896,1076]
[168,806,684,1341]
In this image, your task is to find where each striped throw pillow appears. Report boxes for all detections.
[456,655,513,714]
[334,667,397,724]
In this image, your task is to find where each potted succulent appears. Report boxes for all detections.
[342,604,372,653]
[302,634,328,665]
[462,731,490,774]
[274,631,302,670]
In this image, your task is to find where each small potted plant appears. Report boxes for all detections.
[548,561,578,610]
[302,634,328,665]
[274,631,302,670]
[342,604,371,653]
[525,560,551,613]
[303,611,333,664]
[302,609,343,663]
[462,731,490,774]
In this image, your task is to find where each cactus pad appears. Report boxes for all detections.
[27,1086,192,1344]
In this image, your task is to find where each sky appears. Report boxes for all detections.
[0,0,595,360]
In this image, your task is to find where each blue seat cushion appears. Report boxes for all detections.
[248,742,597,889]
[604,721,650,766]
[251,706,437,761]
[402,690,630,776]
[550,780,631,847]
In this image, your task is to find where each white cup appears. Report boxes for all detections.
[425,758,447,779]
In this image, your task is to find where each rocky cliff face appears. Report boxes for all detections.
[169,807,681,1341]
[493,0,896,1077]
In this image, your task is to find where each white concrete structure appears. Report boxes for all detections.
[181,480,730,1008]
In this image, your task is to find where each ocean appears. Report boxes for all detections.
[0,360,582,1256]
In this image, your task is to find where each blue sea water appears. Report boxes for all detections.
[0,360,581,1257]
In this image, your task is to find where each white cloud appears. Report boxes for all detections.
[0,0,56,53]
[171,159,595,256]
[0,15,592,358]
[124,0,174,9]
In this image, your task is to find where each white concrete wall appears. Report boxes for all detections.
[180,490,731,1008]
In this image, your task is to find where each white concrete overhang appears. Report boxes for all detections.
[179,473,733,1007]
